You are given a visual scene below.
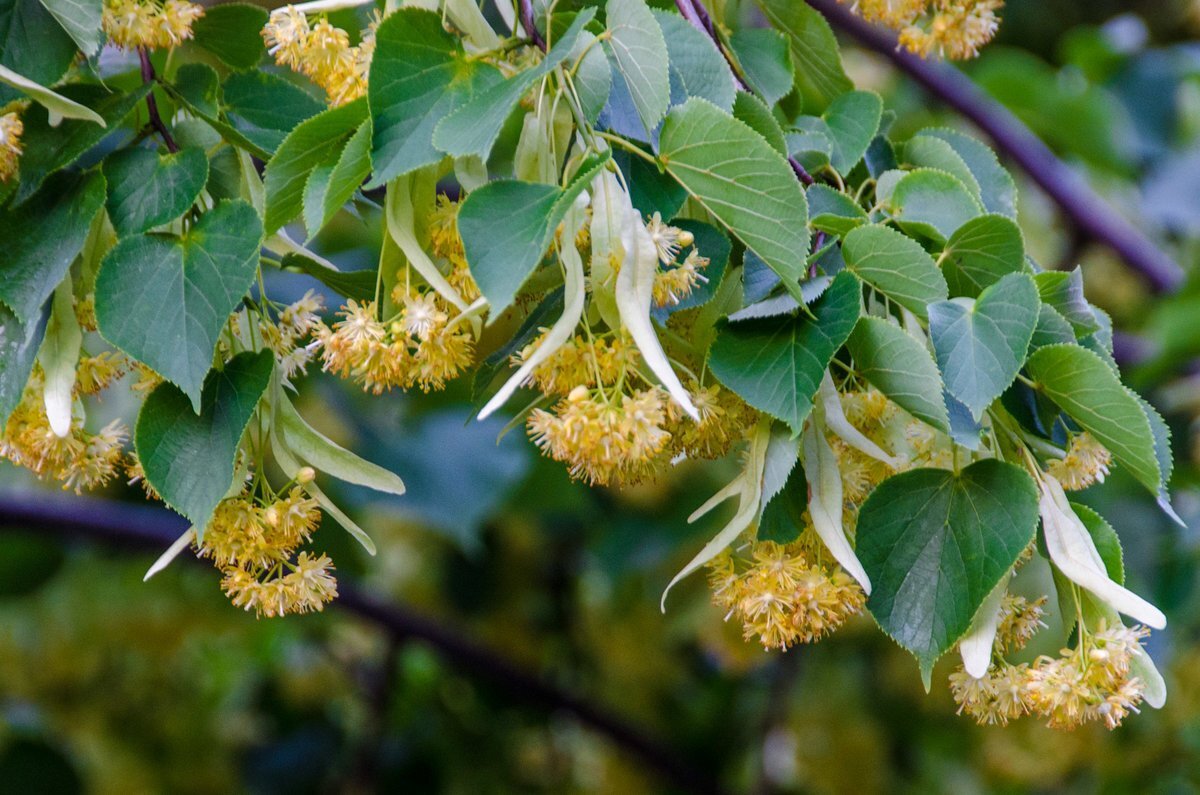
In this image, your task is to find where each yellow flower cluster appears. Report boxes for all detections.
[428,196,482,302]
[842,0,1003,60]
[102,0,204,50]
[0,374,128,494]
[642,213,710,307]
[952,607,1150,730]
[316,292,474,394]
[528,385,672,486]
[666,380,755,461]
[244,289,325,384]
[199,485,338,618]
[0,111,22,182]
[1046,432,1112,491]
[261,7,376,106]
[707,541,866,650]
[514,333,639,396]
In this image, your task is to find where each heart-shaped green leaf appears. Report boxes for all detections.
[95,200,263,410]
[103,147,209,237]
[842,223,947,319]
[941,214,1025,298]
[847,317,949,432]
[857,460,1039,684]
[928,272,1038,420]
[135,350,273,534]
[888,168,982,243]
[709,270,861,433]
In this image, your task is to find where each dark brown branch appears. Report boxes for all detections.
[804,0,1183,293]
[675,0,815,185]
[0,492,729,795]
[518,0,546,52]
[137,47,179,153]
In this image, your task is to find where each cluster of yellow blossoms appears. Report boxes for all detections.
[101,0,204,50]
[261,6,376,106]
[0,111,22,183]
[952,616,1151,730]
[1047,431,1112,491]
[845,0,1003,60]
[708,540,866,650]
[644,214,710,308]
[199,475,338,618]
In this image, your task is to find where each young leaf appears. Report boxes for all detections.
[709,271,861,433]
[96,200,264,410]
[903,135,981,202]
[1035,267,1099,335]
[941,214,1025,298]
[888,168,982,243]
[604,0,670,135]
[920,127,1017,218]
[928,272,1039,420]
[847,317,950,432]
[857,460,1039,683]
[729,28,793,106]
[755,0,852,112]
[824,90,883,174]
[190,3,269,70]
[842,224,948,318]
[659,98,809,294]
[806,184,867,237]
[102,147,209,237]
[368,8,499,186]
[135,350,273,535]
[1025,343,1161,495]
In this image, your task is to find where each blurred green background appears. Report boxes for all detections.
[7,1,1200,792]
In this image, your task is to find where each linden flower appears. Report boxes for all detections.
[652,250,710,308]
[995,594,1048,654]
[222,552,338,618]
[260,7,374,105]
[401,293,448,341]
[852,0,929,27]
[665,380,754,461]
[644,213,693,265]
[102,0,204,50]
[1047,432,1112,491]
[515,333,639,396]
[898,0,1003,60]
[0,111,22,182]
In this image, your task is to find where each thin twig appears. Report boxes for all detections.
[0,491,729,795]
[518,0,546,52]
[804,0,1184,293]
[137,47,178,153]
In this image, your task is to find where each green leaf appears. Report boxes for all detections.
[13,83,149,204]
[756,0,852,112]
[651,220,731,318]
[458,153,610,316]
[824,90,882,174]
[571,30,611,123]
[615,149,686,220]
[729,28,793,106]
[368,8,499,186]
[135,350,273,534]
[928,272,1039,420]
[921,128,1017,218]
[96,200,264,409]
[757,461,807,544]
[219,71,324,157]
[841,224,947,319]
[102,147,208,237]
[732,91,787,156]
[888,168,982,243]
[655,9,736,112]
[0,64,103,124]
[263,97,367,235]
[1072,502,1124,585]
[858,460,1039,682]
[941,214,1025,298]
[0,170,105,323]
[36,0,101,55]
[1035,267,1099,335]
[904,135,981,201]
[321,119,372,230]
[0,0,76,106]
[806,184,867,236]
[847,317,949,432]
[190,3,268,70]
[1026,343,1161,494]
[1030,303,1076,349]
[708,270,860,432]
[434,9,594,161]
[0,301,47,426]
[280,253,375,302]
[276,394,405,495]
[604,0,670,134]
[660,98,809,293]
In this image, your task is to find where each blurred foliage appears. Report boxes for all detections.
[7,1,1200,792]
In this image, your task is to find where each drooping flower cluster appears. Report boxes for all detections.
[1047,431,1112,491]
[0,111,22,182]
[951,620,1151,730]
[842,0,1003,60]
[199,476,338,618]
[707,540,866,650]
[102,0,204,50]
[241,289,326,385]
[261,6,377,106]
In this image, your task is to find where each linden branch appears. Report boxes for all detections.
[0,491,730,795]
[804,0,1184,294]
[137,47,179,154]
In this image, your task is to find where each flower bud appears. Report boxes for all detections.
[297,466,316,484]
